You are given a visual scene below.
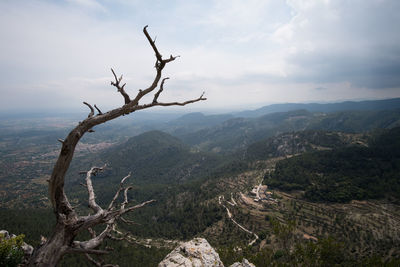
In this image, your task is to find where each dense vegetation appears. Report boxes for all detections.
[265,127,400,202]
[101,130,225,185]
[2,101,400,265]
[0,232,25,267]
[219,234,400,267]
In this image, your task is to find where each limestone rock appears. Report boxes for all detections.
[230,258,256,267]
[158,237,224,267]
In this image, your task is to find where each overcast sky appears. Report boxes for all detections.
[1,0,400,113]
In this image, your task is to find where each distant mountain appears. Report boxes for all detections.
[177,108,400,154]
[236,98,400,118]
[245,130,366,161]
[176,110,316,153]
[163,112,234,136]
[169,112,233,126]
[307,109,400,132]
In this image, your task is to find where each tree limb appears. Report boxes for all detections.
[108,172,131,211]
[120,217,140,225]
[94,105,103,115]
[153,77,169,103]
[84,165,107,214]
[129,26,179,106]
[143,25,163,62]
[111,68,131,104]
[83,102,95,118]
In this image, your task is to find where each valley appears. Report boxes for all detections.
[214,126,399,265]
[207,158,400,265]
[1,99,400,266]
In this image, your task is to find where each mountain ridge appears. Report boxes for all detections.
[235,97,400,118]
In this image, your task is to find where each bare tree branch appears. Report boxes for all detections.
[123,199,156,213]
[85,254,102,267]
[107,225,138,245]
[94,104,103,115]
[120,217,140,225]
[143,25,163,62]
[73,224,113,251]
[73,170,155,249]
[153,77,169,103]
[121,186,132,211]
[111,68,131,104]
[88,228,96,239]
[129,26,179,106]
[108,172,131,211]
[83,102,95,118]
[138,92,207,110]
[84,165,107,214]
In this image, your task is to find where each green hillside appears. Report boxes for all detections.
[265,127,400,202]
[99,130,223,185]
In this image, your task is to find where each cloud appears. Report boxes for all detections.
[0,0,399,112]
[273,0,400,89]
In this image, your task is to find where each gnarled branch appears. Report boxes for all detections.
[83,102,95,118]
[108,172,131,211]
[84,164,107,214]
[94,104,103,115]
[111,68,131,104]
[153,77,169,103]
[31,25,206,267]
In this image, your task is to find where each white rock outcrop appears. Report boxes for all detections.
[158,237,256,267]
[158,238,224,267]
[230,258,256,267]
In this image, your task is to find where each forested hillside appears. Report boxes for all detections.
[265,127,400,202]
[1,100,400,266]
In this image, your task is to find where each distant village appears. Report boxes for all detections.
[249,184,278,204]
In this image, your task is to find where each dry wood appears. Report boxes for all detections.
[28,25,206,266]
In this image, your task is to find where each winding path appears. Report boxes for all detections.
[218,195,259,246]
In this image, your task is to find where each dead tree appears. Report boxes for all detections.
[28,26,206,266]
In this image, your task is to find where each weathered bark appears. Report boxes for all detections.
[28,222,74,266]
[27,25,206,266]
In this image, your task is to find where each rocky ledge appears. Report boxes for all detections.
[158,237,255,267]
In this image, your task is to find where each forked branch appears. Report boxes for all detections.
[83,102,95,118]
[111,68,131,104]
[153,77,169,103]
[70,167,155,264]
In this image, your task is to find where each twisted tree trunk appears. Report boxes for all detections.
[27,25,206,266]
